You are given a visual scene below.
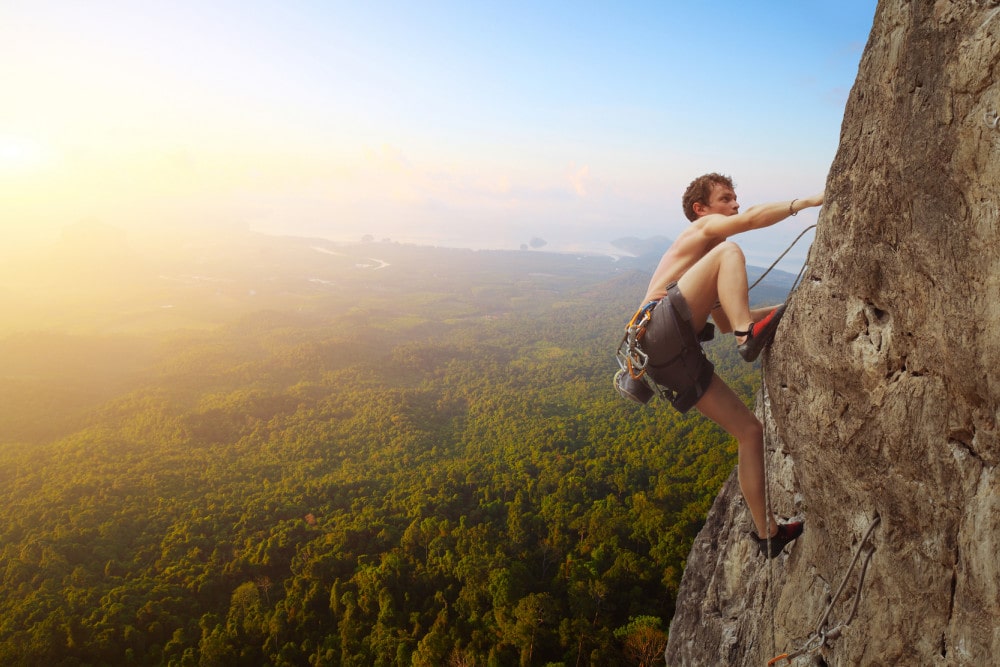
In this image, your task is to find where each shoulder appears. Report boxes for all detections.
[693,213,731,238]
[657,225,713,271]
[675,219,719,250]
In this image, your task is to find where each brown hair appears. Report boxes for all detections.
[682,173,734,221]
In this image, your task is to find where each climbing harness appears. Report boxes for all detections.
[766,515,882,666]
[615,284,718,410]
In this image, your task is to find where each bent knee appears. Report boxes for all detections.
[714,240,746,261]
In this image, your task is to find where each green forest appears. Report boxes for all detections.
[0,233,771,666]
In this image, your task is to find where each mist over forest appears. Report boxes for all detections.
[0,224,793,665]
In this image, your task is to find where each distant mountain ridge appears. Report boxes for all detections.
[610,235,673,258]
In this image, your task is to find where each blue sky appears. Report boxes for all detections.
[1,1,878,268]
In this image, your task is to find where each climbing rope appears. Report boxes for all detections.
[767,515,882,666]
[748,224,817,293]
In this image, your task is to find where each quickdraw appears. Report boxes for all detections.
[617,300,659,379]
[614,300,672,405]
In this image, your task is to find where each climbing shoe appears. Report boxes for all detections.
[753,520,804,559]
[736,304,786,362]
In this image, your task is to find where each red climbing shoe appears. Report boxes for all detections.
[754,520,804,559]
[737,304,786,362]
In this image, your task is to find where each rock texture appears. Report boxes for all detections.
[665,2,1000,665]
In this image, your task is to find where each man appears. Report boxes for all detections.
[638,173,823,557]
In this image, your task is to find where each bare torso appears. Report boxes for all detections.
[642,222,723,304]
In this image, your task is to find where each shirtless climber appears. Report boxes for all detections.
[638,173,823,557]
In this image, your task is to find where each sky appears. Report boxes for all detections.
[1,1,878,269]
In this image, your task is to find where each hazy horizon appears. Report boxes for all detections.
[3,1,874,275]
[2,214,812,275]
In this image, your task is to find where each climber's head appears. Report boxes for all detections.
[682,173,738,221]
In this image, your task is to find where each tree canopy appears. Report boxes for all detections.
[0,239,770,666]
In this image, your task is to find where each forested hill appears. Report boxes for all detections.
[0,232,783,665]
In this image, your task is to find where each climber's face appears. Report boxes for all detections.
[702,184,740,217]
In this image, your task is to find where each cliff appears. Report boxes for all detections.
[665,2,1000,665]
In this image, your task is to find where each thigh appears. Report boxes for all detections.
[676,242,740,329]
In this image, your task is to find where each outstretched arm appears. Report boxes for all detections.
[700,192,824,239]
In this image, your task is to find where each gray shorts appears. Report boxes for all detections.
[641,283,715,412]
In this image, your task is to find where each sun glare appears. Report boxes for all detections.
[0,135,48,172]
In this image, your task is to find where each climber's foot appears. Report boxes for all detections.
[753,520,804,559]
[736,304,786,362]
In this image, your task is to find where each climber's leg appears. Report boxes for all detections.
[676,241,752,335]
[694,373,776,538]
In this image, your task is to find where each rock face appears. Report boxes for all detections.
[665,2,1000,665]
